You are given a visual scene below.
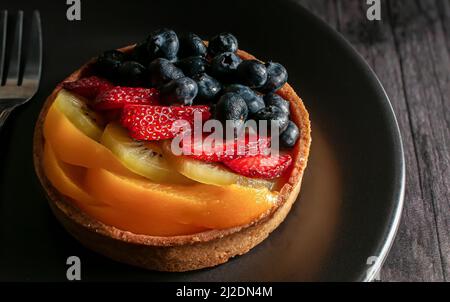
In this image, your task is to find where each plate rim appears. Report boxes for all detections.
[294,2,406,282]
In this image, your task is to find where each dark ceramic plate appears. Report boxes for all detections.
[0,0,404,281]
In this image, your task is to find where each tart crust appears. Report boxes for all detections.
[33,45,312,272]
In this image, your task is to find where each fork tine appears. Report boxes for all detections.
[0,10,7,84]
[5,10,23,86]
[22,10,42,88]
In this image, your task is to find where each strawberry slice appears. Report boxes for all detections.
[223,154,293,179]
[182,134,271,162]
[120,105,211,141]
[63,76,113,99]
[94,87,160,110]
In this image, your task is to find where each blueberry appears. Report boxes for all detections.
[254,106,289,133]
[214,92,248,131]
[208,33,238,56]
[192,73,222,103]
[237,60,267,88]
[210,52,242,81]
[175,56,209,77]
[224,84,265,116]
[147,28,179,60]
[130,41,152,66]
[148,58,184,87]
[117,61,147,87]
[161,77,198,106]
[95,50,126,77]
[178,32,207,57]
[259,62,288,92]
[264,93,290,116]
[209,103,217,119]
[280,121,300,148]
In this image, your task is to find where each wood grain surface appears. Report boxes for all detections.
[298,0,449,282]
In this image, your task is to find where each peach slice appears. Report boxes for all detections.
[42,142,100,208]
[79,200,207,236]
[84,168,279,229]
[43,103,128,174]
[43,143,203,236]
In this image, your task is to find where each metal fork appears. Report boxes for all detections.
[0,10,42,129]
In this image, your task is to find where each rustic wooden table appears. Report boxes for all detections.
[296,0,449,282]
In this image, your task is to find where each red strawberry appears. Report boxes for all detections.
[182,134,271,162]
[63,76,113,99]
[120,105,211,141]
[223,154,293,179]
[94,87,160,110]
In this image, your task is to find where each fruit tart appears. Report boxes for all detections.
[33,29,311,272]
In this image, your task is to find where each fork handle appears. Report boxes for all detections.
[0,105,15,130]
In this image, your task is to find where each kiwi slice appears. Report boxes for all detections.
[100,122,192,184]
[54,89,105,141]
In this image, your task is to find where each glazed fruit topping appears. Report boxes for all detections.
[178,32,207,58]
[214,92,248,130]
[175,56,209,77]
[160,77,198,106]
[52,90,106,141]
[208,33,239,56]
[237,60,268,89]
[224,84,265,116]
[94,87,160,110]
[101,122,191,183]
[280,121,300,148]
[254,105,290,133]
[192,73,222,104]
[224,154,293,180]
[63,76,113,99]
[120,105,211,141]
[117,61,147,87]
[264,92,290,116]
[162,141,274,189]
[259,62,288,93]
[130,41,151,66]
[182,134,271,162]
[146,28,179,61]
[210,52,242,81]
[82,29,301,180]
[148,58,185,87]
[95,50,126,77]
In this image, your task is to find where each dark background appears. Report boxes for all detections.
[0,0,448,282]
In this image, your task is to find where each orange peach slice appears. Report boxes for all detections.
[43,103,127,174]
[84,168,279,229]
[42,142,101,208]
[79,201,207,236]
[43,142,204,236]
